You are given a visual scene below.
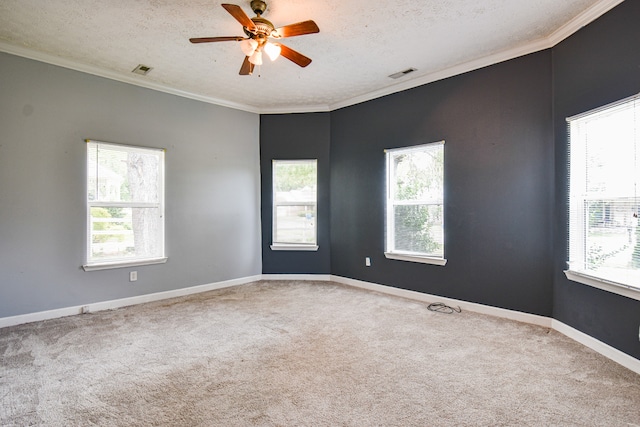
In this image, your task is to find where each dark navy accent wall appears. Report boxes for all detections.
[260,113,331,274]
[330,52,554,316]
[552,0,640,359]
[258,0,640,360]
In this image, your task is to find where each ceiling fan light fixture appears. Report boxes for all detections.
[248,49,263,65]
[189,2,319,74]
[264,42,281,61]
[240,38,258,56]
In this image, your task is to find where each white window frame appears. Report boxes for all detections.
[83,140,167,271]
[565,93,640,301]
[271,159,318,251]
[385,141,446,266]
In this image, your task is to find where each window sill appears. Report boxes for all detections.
[384,252,447,266]
[83,257,168,271]
[270,244,319,251]
[564,270,640,302]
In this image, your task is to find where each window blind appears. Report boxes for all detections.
[567,94,640,289]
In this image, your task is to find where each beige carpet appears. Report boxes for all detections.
[1,280,639,426]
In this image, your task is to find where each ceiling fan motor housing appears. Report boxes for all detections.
[244,16,275,39]
[250,0,267,16]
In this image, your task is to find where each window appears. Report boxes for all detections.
[271,159,318,251]
[385,141,446,265]
[567,94,640,295]
[84,140,166,270]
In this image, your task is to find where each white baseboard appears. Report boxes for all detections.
[552,320,640,375]
[330,275,552,328]
[0,274,261,329]
[330,275,639,375]
[2,273,638,375]
[262,274,332,281]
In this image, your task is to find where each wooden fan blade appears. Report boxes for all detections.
[274,20,319,38]
[189,36,245,43]
[221,3,256,31]
[239,56,255,75]
[279,43,312,67]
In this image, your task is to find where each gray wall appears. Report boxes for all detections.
[0,52,262,318]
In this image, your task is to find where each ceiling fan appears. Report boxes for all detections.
[190,0,320,75]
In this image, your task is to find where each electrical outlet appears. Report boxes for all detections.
[130,271,138,282]
[365,257,371,267]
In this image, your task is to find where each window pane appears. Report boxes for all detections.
[273,161,317,203]
[392,146,443,202]
[568,96,640,289]
[582,107,636,197]
[393,204,444,256]
[88,144,161,203]
[272,159,317,246]
[274,205,316,244]
[386,142,445,260]
[582,199,640,285]
[86,140,165,267]
[89,207,163,262]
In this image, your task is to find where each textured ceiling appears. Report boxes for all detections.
[0,0,622,113]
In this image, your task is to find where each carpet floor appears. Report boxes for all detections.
[1,280,639,426]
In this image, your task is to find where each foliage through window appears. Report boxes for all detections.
[567,94,640,290]
[85,140,165,268]
[272,159,317,249]
[385,142,444,262]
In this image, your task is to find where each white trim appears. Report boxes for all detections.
[328,0,624,112]
[258,104,332,114]
[0,275,261,329]
[564,270,640,302]
[330,275,551,327]
[331,275,639,375]
[85,139,166,153]
[545,0,626,46]
[384,140,445,154]
[270,244,319,251]
[552,319,640,376]
[566,91,640,122]
[262,274,331,281]
[0,42,262,114]
[385,142,445,262]
[82,257,168,271]
[2,273,638,375]
[85,140,166,269]
[384,252,447,266]
[328,39,537,111]
[0,0,624,115]
[271,159,318,250]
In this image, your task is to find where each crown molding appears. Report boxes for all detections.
[328,37,551,111]
[258,103,332,114]
[328,0,625,112]
[0,41,261,114]
[546,0,625,46]
[0,0,624,114]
